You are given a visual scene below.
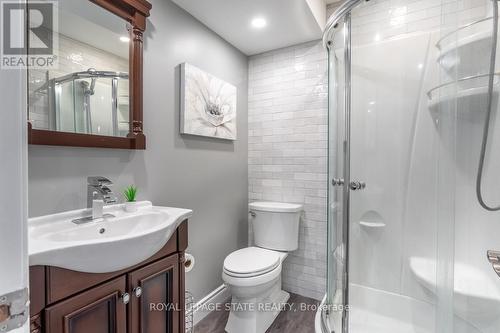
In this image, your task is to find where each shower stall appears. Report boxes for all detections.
[33,69,130,137]
[318,0,500,332]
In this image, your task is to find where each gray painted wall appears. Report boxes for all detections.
[28,0,249,301]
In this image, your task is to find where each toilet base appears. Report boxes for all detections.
[225,281,290,333]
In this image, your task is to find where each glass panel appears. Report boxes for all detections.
[443,1,500,332]
[325,17,347,333]
[435,3,460,332]
[325,1,499,332]
[346,0,462,332]
[27,0,130,137]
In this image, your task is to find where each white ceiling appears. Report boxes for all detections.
[58,0,129,59]
[172,0,327,55]
[326,0,342,4]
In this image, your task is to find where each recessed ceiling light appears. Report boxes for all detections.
[251,17,267,29]
[120,36,130,43]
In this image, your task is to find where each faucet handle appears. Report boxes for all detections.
[104,195,117,204]
[88,176,113,187]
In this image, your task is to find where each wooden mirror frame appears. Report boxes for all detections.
[28,0,152,150]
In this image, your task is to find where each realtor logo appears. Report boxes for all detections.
[1,0,58,69]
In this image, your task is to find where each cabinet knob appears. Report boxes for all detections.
[121,292,130,304]
[133,287,142,298]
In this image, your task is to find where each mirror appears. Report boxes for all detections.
[28,0,130,138]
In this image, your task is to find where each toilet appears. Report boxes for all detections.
[222,201,303,333]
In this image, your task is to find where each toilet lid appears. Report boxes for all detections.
[249,201,303,213]
[224,247,281,277]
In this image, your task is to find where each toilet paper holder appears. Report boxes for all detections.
[184,253,195,273]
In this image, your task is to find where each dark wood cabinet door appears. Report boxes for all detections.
[45,276,127,333]
[128,254,180,333]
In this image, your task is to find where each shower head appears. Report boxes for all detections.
[82,68,97,96]
[81,78,96,96]
[89,77,96,95]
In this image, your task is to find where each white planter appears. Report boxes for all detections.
[124,201,138,213]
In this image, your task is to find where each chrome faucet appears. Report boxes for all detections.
[91,192,104,220]
[73,177,117,225]
[87,176,117,208]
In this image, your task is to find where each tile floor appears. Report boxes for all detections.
[194,293,319,333]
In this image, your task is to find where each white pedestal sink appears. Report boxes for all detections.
[29,201,192,273]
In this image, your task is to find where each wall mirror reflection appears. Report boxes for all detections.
[28,0,130,138]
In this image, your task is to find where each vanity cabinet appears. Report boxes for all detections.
[129,255,180,333]
[29,221,188,333]
[45,277,127,333]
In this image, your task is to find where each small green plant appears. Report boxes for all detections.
[123,185,138,202]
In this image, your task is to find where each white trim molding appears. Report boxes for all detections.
[192,284,231,326]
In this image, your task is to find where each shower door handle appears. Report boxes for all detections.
[349,181,366,191]
[332,178,344,187]
[332,179,366,190]
[487,250,500,277]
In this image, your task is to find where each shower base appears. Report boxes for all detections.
[314,284,480,333]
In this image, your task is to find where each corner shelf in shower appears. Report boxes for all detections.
[438,16,493,44]
[359,221,386,228]
[118,96,129,106]
[427,73,500,117]
[409,256,500,325]
[436,17,494,77]
[358,211,385,229]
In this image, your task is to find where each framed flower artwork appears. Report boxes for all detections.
[180,63,237,140]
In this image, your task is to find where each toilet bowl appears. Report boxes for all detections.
[222,202,302,333]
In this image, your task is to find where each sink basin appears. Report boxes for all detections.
[29,201,192,273]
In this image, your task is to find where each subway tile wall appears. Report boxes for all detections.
[248,40,329,300]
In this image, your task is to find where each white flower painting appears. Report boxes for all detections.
[180,63,237,140]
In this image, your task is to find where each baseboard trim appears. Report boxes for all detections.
[192,284,231,326]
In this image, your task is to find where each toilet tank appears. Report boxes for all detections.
[249,202,303,251]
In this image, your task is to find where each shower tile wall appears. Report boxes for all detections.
[29,35,128,129]
[349,0,489,45]
[248,41,328,300]
[327,0,489,43]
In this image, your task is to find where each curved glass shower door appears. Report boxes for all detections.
[324,0,500,332]
[325,15,347,333]
[347,1,445,330]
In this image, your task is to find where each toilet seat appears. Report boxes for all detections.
[223,201,300,333]
[223,247,281,278]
